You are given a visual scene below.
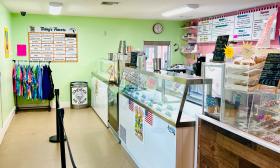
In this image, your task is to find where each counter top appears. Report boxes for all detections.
[198,114,280,154]
[91,72,118,85]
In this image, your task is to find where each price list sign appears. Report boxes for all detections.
[259,53,280,87]
[28,26,78,62]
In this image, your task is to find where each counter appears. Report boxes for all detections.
[91,72,109,127]
[118,67,212,168]
[197,114,280,168]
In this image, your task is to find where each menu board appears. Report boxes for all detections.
[29,26,78,62]
[259,53,280,87]
[234,13,253,41]
[197,7,278,43]
[252,7,277,40]
[211,16,235,42]
[197,20,213,43]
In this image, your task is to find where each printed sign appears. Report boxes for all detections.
[259,53,280,87]
[72,86,88,105]
[28,26,78,62]
[234,13,253,41]
[211,16,235,41]
[134,105,144,142]
[197,20,213,43]
[197,7,278,43]
[252,8,277,40]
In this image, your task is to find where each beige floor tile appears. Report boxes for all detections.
[0,108,136,168]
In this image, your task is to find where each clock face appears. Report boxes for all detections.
[153,23,163,34]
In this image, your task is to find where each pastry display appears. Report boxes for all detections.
[254,55,267,64]
[259,118,277,127]
[257,99,280,113]
[240,58,256,66]
[261,134,280,145]
[264,120,280,129]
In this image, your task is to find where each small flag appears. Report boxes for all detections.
[129,100,134,112]
[145,110,153,126]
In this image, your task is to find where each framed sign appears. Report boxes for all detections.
[28,26,78,62]
[259,53,280,87]
[213,35,229,62]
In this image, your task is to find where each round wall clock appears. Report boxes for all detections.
[153,23,163,34]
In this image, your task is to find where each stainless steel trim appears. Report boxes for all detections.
[124,67,212,85]
[91,72,110,84]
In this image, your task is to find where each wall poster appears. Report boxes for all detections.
[28,26,78,62]
[4,27,10,58]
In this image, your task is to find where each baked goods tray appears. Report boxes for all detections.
[226,62,265,70]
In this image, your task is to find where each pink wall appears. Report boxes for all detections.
[197,3,280,56]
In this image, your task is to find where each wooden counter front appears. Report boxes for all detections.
[198,120,280,168]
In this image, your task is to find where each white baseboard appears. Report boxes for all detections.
[0,106,16,144]
[51,101,70,108]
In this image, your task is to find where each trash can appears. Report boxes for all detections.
[70,81,89,109]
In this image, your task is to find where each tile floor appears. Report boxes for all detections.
[0,108,136,168]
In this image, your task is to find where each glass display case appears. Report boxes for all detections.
[202,62,225,121]
[120,67,212,127]
[202,61,280,147]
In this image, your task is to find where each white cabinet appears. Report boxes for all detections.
[91,76,109,127]
[119,95,194,168]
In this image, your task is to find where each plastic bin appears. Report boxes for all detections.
[70,81,89,109]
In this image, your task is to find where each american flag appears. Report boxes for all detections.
[145,110,153,126]
[129,100,134,112]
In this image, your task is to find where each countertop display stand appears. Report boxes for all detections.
[13,60,52,113]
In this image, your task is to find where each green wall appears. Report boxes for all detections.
[0,3,14,126]
[11,14,184,103]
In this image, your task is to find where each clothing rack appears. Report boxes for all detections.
[12,59,51,64]
[13,59,52,113]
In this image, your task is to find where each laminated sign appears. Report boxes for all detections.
[72,87,88,105]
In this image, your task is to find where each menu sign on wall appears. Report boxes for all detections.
[197,20,213,43]
[259,53,280,87]
[29,26,78,62]
[234,13,253,41]
[252,8,277,40]
[211,16,235,42]
[197,6,278,43]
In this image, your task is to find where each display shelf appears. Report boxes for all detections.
[180,26,198,30]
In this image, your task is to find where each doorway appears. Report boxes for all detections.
[144,41,171,71]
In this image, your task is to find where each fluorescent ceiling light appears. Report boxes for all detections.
[49,2,63,15]
[162,4,199,17]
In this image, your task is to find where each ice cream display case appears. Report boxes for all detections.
[118,67,212,168]
[120,67,212,127]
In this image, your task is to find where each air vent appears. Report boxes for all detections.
[101,1,120,5]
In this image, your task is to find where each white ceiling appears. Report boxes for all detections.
[1,0,279,20]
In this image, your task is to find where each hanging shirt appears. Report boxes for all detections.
[38,66,43,99]
[42,65,54,100]
[12,65,16,93]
